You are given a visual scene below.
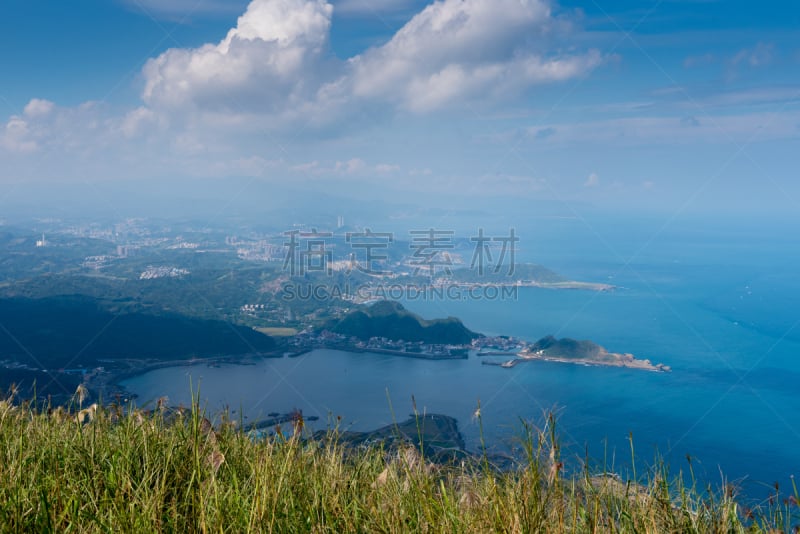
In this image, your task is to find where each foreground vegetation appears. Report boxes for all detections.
[0,395,796,533]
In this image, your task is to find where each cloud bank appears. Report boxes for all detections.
[1,0,609,183]
[139,0,603,121]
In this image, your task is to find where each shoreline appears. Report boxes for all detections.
[88,343,669,405]
[310,344,468,360]
[84,344,467,402]
[529,281,616,291]
[353,280,616,302]
[483,351,671,372]
[84,351,285,403]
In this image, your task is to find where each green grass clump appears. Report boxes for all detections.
[0,396,796,533]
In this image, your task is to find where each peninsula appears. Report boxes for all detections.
[446,263,616,292]
[481,335,671,372]
[312,303,668,371]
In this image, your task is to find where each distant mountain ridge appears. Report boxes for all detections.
[329,300,480,345]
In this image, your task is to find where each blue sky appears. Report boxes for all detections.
[1,0,799,217]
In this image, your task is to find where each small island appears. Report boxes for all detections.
[481,335,670,372]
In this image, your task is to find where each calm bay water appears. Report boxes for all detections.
[122,217,800,499]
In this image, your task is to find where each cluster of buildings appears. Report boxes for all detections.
[82,255,115,270]
[240,303,270,315]
[285,330,468,358]
[471,335,526,353]
[166,242,200,250]
[359,337,466,357]
[224,235,283,262]
[139,266,190,280]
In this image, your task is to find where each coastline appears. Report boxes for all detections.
[309,343,468,360]
[83,343,467,403]
[350,279,617,303]
[483,351,671,372]
[530,281,615,291]
[84,351,284,403]
[86,342,669,406]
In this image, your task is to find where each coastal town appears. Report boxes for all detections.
[280,329,670,372]
[284,329,471,359]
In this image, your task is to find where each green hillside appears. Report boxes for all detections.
[530,335,604,360]
[0,296,276,398]
[330,300,480,344]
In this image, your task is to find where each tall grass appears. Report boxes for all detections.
[0,395,796,533]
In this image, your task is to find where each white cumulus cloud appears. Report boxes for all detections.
[141,0,603,118]
[347,0,603,112]
[142,0,334,113]
[2,116,38,153]
[23,99,55,118]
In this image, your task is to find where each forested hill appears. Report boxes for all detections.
[329,300,480,345]
[529,335,603,360]
[0,296,276,369]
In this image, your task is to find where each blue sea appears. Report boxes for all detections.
[122,214,800,500]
